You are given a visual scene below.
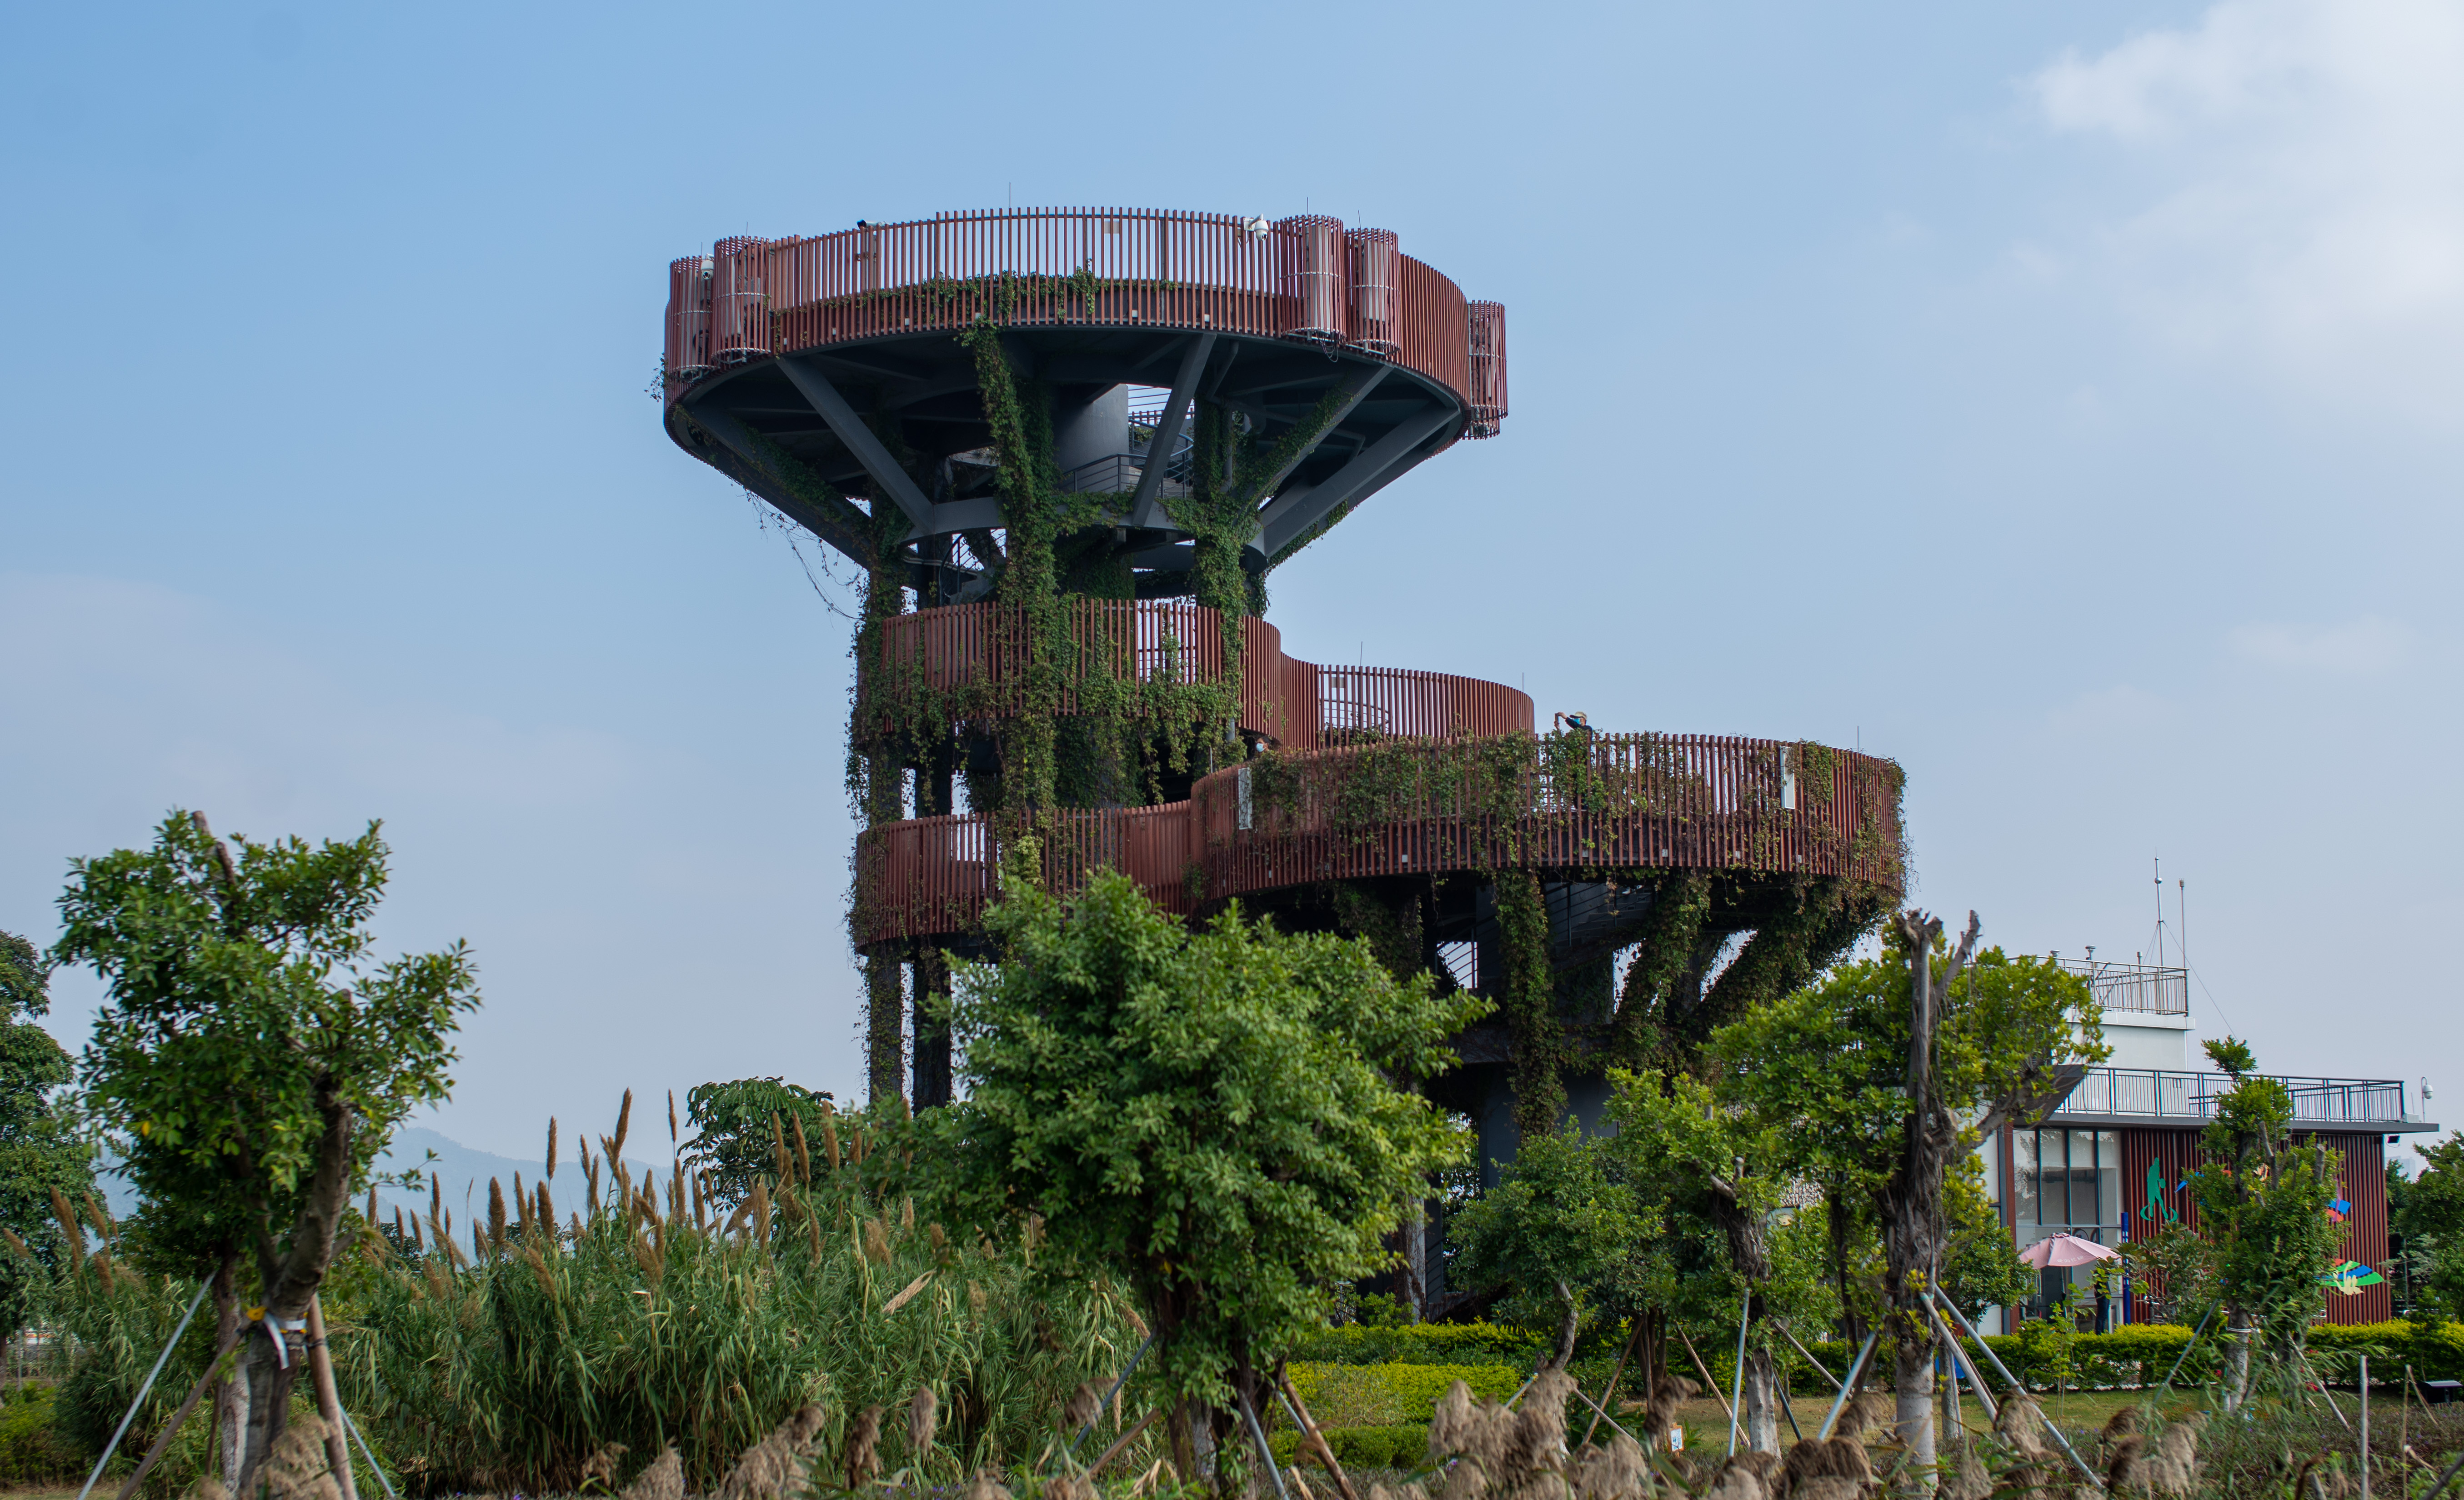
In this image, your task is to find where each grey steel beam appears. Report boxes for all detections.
[1255,404,1458,557]
[680,400,880,565]
[775,356,937,532]
[1127,333,1215,530]
[925,496,1005,534]
[1246,363,1387,503]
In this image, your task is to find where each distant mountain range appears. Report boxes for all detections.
[94,1125,661,1229]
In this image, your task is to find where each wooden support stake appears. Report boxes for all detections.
[1278,1373,1359,1500]
[306,1297,361,1500]
[1675,1324,1736,1425]
[112,1329,245,1500]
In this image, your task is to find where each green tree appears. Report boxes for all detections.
[2191,1037,2346,1407]
[53,811,480,1494]
[0,932,100,1336]
[1604,1072,1806,1453]
[920,865,1483,1485]
[2399,1132,2464,1320]
[1710,916,2099,1471]
[1447,1123,1650,1368]
[679,1077,839,1209]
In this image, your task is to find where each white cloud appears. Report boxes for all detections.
[2026,0,2464,425]
[2228,615,2412,673]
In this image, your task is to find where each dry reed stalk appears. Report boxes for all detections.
[823,1111,842,1171]
[963,1471,1012,1500]
[1064,1381,1103,1433]
[523,1245,556,1297]
[536,1180,556,1236]
[631,1226,664,1287]
[668,1171,686,1224]
[82,1192,112,1242]
[716,1404,827,1500]
[430,1173,442,1223]
[901,1197,915,1231]
[613,1089,634,1161]
[1568,1432,1648,1500]
[1942,1447,1993,1500]
[668,1089,679,1146]
[752,1182,771,1244]
[792,1114,812,1183]
[366,1187,379,1227]
[620,1447,682,1500]
[843,1405,884,1490]
[580,1443,630,1489]
[91,1252,116,1291]
[546,1116,558,1179]
[49,1188,83,1274]
[488,1180,508,1253]
[911,1385,939,1457]
[691,1170,706,1229]
[264,1413,341,1500]
[0,1226,29,1258]
[1703,1449,1779,1500]
[514,1171,530,1236]
[854,1127,870,1165]
[864,1219,892,1266]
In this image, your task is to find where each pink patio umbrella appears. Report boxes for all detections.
[2019,1233,2120,1269]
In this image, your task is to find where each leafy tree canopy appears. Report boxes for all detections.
[681,1076,838,1210]
[1448,1123,1650,1360]
[920,865,1483,1465]
[0,932,99,1335]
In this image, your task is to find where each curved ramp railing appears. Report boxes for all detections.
[867,601,1533,750]
[851,733,1903,945]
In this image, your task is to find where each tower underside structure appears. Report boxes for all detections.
[661,206,1906,1313]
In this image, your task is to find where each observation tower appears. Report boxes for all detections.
[659,207,1904,1312]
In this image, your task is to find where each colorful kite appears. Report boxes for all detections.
[2321,1260,2386,1295]
[2326,1198,2353,1224]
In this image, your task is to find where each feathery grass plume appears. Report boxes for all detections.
[264,1412,341,1500]
[613,1088,635,1162]
[1513,1367,1575,1476]
[632,1225,664,1288]
[1368,1484,1430,1500]
[1993,1395,2050,1460]
[843,1405,884,1490]
[1836,1389,1893,1442]
[822,1106,842,1171]
[2293,1455,2351,1500]
[580,1443,631,1490]
[807,1212,824,1262]
[581,1138,601,1206]
[1063,1380,1102,1433]
[669,1089,680,1146]
[82,1192,112,1243]
[431,1171,443,1221]
[473,1224,487,1263]
[0,1226,31,1258]
[548,1116,559,1179]
[910,1385,939,1458]
[929,1222,947,1254]
[421,1257,450,1300]
[1701,1450,1778,1500]
[668,1170,686,1224]
[1778,1435,1872,1500]
[488,1178,509,1253]
[569,1210,583,1238]
[854,1125,870,1165]
[537,1180,556,1239]
[864,1218,892,1266]
[901,1196,915,1232]
[621,1447,683,1500]
[50,1187,84,1274]
[2105,1433,2150,1494]
[2150,1416,2202,1495]
[1569,1432,1651,1500]
[524,1245,557,1298]
[1942,1448,1993,1500]
[791,1114,812,1183]
[408,1211,423,1250]
[90,1251,117,1292]
[751,1181,771,1245]
[771,1114,792,1186]
[514,1171,531,1237]
[1430,1380,1476,1459]
[715,1405,828,1500]
[963,1472,1012,1500]
[968,1280,987,1317]
[188,1476,232,1500]
[366,1186,379,1226]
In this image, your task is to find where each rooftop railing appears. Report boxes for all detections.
[2049,1068,2416,1126]
[2056,958,2189,1016]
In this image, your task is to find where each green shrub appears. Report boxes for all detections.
[1269,1423,1430,1471]
[1290,1323,1543,1366]
[1287,1363,1523,1427]
[0,1384,79,1486]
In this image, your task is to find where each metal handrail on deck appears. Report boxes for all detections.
[663,207,1502,436]
[2049,1068,2414,1125]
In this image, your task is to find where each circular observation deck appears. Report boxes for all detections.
[851,622,1904,951]
[660,208,1507,599]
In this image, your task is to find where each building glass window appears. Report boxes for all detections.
[2012,1127,2124,1329]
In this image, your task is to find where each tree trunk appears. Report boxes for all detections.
[1550,1280,1580,1370]
[233,1324,302,1496]
[1894,1336,1937,1485]
[212,1256,247,1489]
[1742,1347,1782,1454]
[2222,1307,2254,1410]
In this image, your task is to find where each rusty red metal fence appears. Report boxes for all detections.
[661,208,1501,436]
[870,601,1533,750]
[851,732,1902,945]
[1467,300,1507,438]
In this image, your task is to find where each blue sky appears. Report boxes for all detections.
[5,0,2459,1163]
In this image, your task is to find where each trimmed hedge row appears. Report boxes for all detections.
[1290,1324,1545,1366]
[1268,1424,1430,1471]
[1287,1362,1524,1428]
[1793,1320,2464,1393]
